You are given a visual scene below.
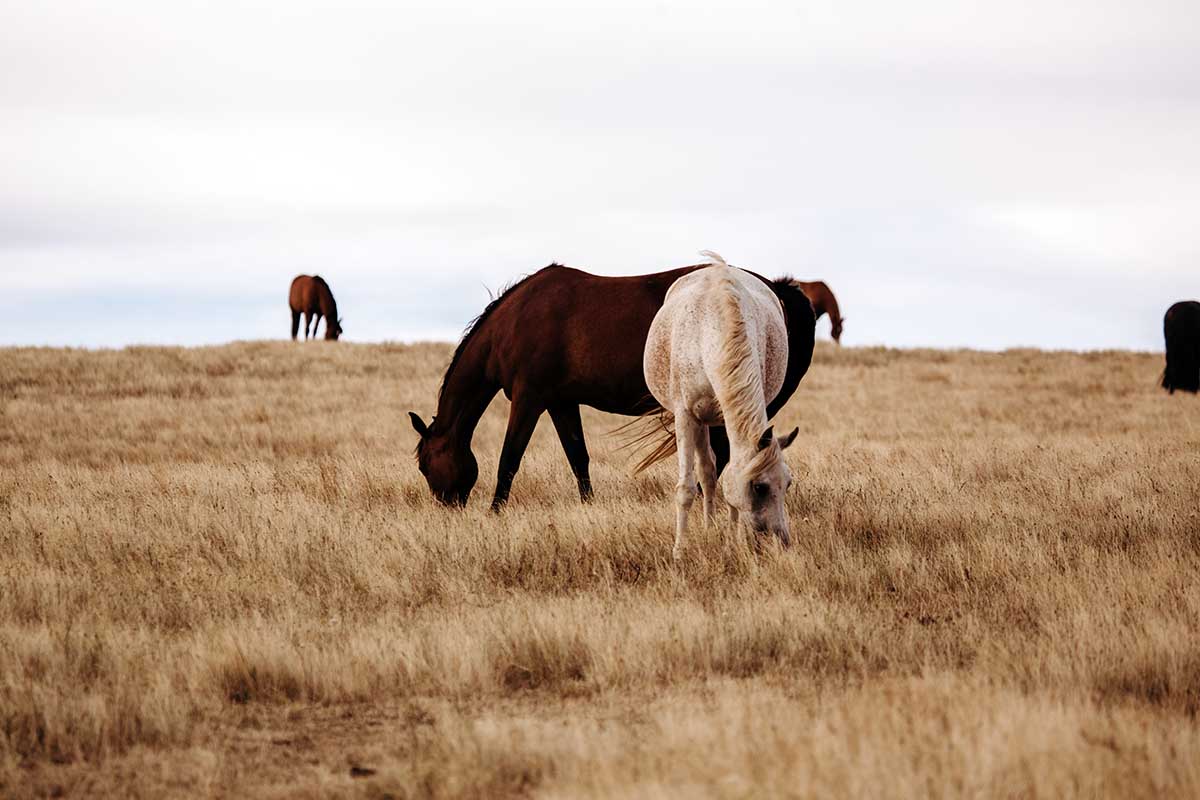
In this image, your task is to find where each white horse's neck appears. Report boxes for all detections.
[727,418,767,464]
[708,268,771,445]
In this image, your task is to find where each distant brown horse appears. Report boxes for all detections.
[408,263,815,510]
[796,281,844,343]
[1162,300,1200,393]
[289,275,342,341]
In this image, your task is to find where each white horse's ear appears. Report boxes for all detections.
[409,412,430,438]
[779,427,799,450]
[757,426,774,451]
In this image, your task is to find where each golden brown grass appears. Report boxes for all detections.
[2,340,1199,798]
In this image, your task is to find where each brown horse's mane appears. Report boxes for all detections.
[769,275,815,314]
[437,264,563,404]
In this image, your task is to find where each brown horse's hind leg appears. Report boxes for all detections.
[303,312,312,339]
[491,396,545,511]
[291,310,301,341]
[549,403,593,502]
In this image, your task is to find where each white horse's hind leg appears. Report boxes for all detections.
[672,412,700,561]
[693,426,717,527]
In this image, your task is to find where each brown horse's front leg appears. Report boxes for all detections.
[491,396,545,511]
[548,403,593,502]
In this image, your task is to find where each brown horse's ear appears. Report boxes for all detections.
[756,426,774,451]
[779,427,799,450]
[408,412,430,438]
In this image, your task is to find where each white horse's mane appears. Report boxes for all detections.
[702,252,783,481]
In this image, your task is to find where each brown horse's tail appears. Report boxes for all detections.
[610,409,677,473]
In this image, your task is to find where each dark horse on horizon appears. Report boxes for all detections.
[795,280,844,343]
[1162,300,1200,393]
[408,262,816,509]
[289,275,343,341]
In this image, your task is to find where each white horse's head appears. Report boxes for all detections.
[722,425,799,546]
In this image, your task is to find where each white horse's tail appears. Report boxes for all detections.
[614,250,732,474]
[610,408,677,474]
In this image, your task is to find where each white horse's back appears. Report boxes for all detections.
[644,259,788,429]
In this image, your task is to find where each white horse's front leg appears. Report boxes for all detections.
[672,412,700,561]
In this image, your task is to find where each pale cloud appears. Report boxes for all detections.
[1,0,1198,349]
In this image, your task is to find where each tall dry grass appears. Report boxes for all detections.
[1,341,1198,797]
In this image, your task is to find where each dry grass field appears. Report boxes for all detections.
[2,340,1199,798]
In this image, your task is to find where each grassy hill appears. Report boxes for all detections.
[2,341,1198,797]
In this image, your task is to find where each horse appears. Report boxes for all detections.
[795,281,844,343]
[289,275,343,341]
[408,262,816,509]
[1162,301,1200,393]
[644,253,798,559]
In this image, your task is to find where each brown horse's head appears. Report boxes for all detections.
[325,317,344,341]
[409,412,477,506]
[830,315,844,343]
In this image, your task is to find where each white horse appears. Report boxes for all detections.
[644,252,799,560]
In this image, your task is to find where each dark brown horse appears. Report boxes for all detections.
[289,275,342,341]
[796,281,844,343]
[408,263,816,509]
[1162,300,1200,393]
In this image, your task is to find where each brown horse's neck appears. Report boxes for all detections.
[432,334,499,445]
[765,278,816,420]
[798,282,829,320]
[823,292,841,327]
[317,283,338,322]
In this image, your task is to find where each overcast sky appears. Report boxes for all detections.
[2,1,1198,349]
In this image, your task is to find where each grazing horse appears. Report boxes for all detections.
[644,253,798,559]
[796,281,844,343]
[408,262,815,509]
[1162,300,1200,393]
[289,275,343,341]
